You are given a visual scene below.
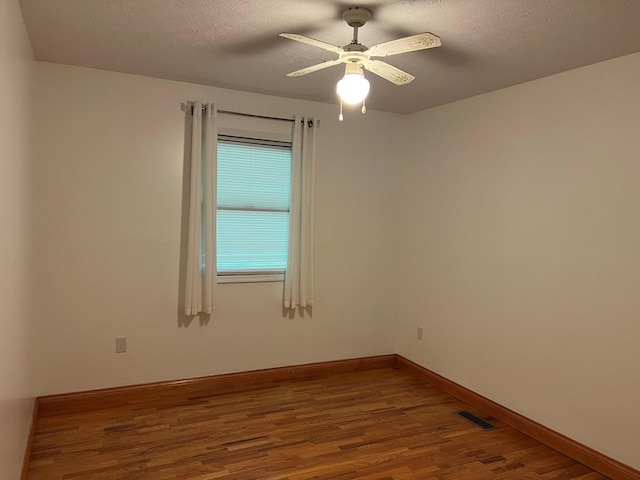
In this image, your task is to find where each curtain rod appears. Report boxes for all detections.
[181,102,295,123]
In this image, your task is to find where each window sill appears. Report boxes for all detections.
[217,273,285,284]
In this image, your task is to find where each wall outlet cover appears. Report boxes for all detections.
[115,336,127,353]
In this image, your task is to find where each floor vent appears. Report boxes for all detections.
[456,410,497,430]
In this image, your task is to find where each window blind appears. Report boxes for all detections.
[217,139,292,273]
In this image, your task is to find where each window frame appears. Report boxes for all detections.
[215,133,292,284]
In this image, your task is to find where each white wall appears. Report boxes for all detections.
[397,53,640,469]
[0,0,34,477]
[30,63,402,395]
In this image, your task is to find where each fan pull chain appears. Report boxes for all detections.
[339,99,344,121]
[362,98,367,114]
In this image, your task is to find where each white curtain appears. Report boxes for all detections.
[184,101,217,315]
[284,116,317,309]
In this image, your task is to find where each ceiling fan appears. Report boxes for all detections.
[280,7,441,120]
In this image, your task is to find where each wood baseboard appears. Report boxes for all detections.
[37,354,396,417]
[394,355,640,480]
[21,398,39,480]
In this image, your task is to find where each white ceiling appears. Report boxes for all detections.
[18,0,640,114]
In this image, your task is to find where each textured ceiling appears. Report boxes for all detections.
[18,0,640,114]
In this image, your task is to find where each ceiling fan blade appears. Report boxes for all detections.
[279,33,342,54]
[363,60,415,85]
[367,33,441,58]
[286,59,342,77]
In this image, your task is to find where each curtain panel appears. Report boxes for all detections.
[284,116,317,309]
[184,101,217,316]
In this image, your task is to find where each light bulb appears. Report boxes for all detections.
[337,63,370,105]
[337,74,370,104]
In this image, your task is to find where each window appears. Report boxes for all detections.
[217,136,292,280]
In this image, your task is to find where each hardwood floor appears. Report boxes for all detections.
[27,368,608,479]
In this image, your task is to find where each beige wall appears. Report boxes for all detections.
[30,63,401,395]
[396,52,640,469]
[0,0,34,477]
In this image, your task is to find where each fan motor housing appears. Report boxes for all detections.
[343,43,368,53]
[341,51,368,64]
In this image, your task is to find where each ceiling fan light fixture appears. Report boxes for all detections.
[337,63,370,105]
[281,6,441,121]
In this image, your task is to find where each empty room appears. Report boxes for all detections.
[2,0,639,479]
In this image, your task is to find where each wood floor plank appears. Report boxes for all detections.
[27,368,609,479]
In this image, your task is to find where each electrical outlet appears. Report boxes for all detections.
[115,336,127,353]
[417,327,424,341]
